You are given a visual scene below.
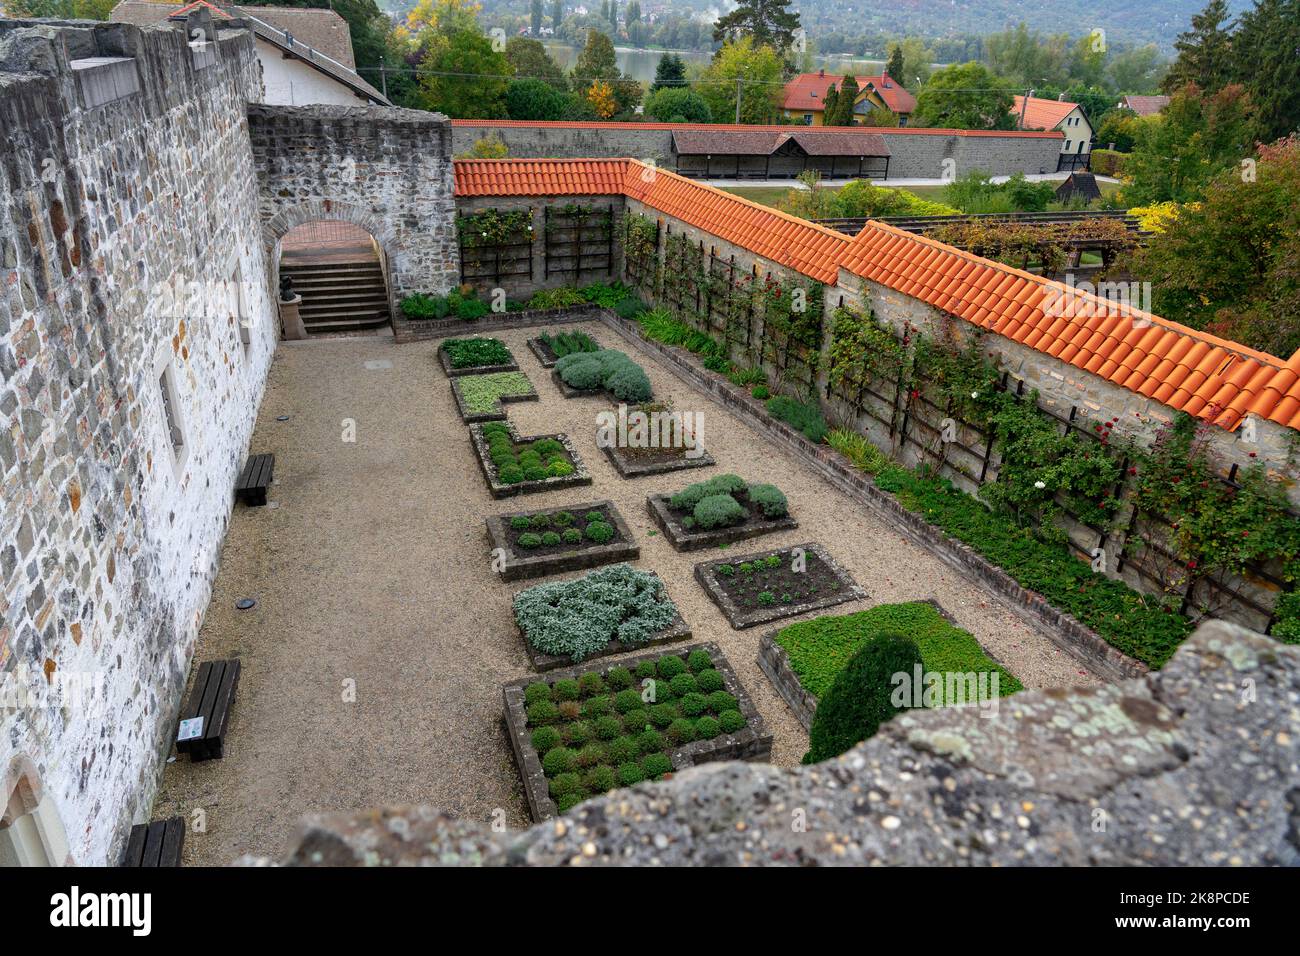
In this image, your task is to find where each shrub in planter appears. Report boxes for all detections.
[635,660,657,680]
[752,384,770,399]
[607,736,639,764]
[766,394,828,443]
[554,353,607,390]
[666,718,695,745]
[556,349,653,402]
[719,709,746,733]
[548,460,575,477]
[656,654,687,679]
[623,709,649,732]
[524,682,552,705]
[694,493,746,529]
[670,474,745,511]
[443,337,511,369]
[578,672,605,696]
[583,696,612,719]
[553,679,580,701]
[679,692,708,717]
[668,673,698,697]
[530,725,561,752]
[648,703,676,727]
[641,752,672,778]
[803,632,922,764]
[584,765,616,794]
[528,513,551,530]
[607,666,634,689]
[527,700,559,725]
[562,528,582,544]
[614,689,643,713]
[400,293,449,320]
[542,746,575,776]
[687,649,712,673]
[746,483,788,518]
[564,721,592,746]
[637,728,664,753]
[540,330,599,358]
[557,700,581,720]
[524,466,549,481]
[551,509,574,526]
[549,772,582,799]
[511,515,531,531]
[593,714,622,739]
[575,743,607,768]
[584,520,615,544]
[518,532,542,549]
[541,531,562,546]
[618,762,645,786]
[696,669,724,694]
[605,362,653,403]
[694,715,721,739]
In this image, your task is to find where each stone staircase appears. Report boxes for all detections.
[279,260,390,335]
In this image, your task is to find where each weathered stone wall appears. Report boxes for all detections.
[0,20,276,865]
[450,122,1066,180]
[249,102,458,309]
[249,621,1300,866]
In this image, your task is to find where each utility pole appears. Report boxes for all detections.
[1017,88,1032,129]
[380,59,389,99]
[735,75,742,124]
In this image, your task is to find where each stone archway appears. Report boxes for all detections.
[247,103,460,335]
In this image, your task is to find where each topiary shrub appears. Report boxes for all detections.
[802,632,923,764]
[548,460,575,477]
[641,752,672,778]
[578,672,605,696]
[584,521,615,544]
[551,510,574,526]
[527,700,559,725]
[607,666,634,690]
[719,709,746,733]
[582,695,612,719]
[614,688,643,713]
[517,532,542,549]
[542,746,575,776]
[511,515,531,531]
[686,650,713,673]
[524,682,552,705]
[530,725,561,752]
[635,660,657,680]
[584,765,616,794]
[669,672,698,697]
[694,715,721,739]
[623,708,649,732]
[648,703,677,727]
[524,466,549,481]
[553,679,580,701]
[607,735,639,764]
[499,465,525,484]
[528,512,550,529]
[707,690,737,713]
[637,728,664,753]
[563,721,592,747]
[656,655,686,679]
[593,714,622,739]
[618,762,645,786]
[666,718,695,745]
[549,772,582,799]
[746,483,789,518]
[694,493,745,529]
[679,692,708,717]
[694,670,722,694]
[575,742,607,768]
[562,528,582,544]
[541,531,561,546]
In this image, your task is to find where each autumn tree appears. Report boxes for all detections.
[697,37,784,124]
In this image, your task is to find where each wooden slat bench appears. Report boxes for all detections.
[176,659,241,761]
[121,817,184,867]
[235,453,274,506]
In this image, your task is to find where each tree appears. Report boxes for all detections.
[712,0,801,53]
[1164,0,1235,94]
[885,45,905,85]
[650,52,687,92]
[897,37,934,89]
[552,0,563,31]
[1134,135,1300,358]
[585,79,617,118]
[1095,108,1141,152]
[1107,44,1167,94]
[825,74,859,125]
[572,28,641,115]
[626,1,640,24]
[1123,83,1260,205]
[506,78,572,119]
[821,84,840,127]
[416,29,510,118]
[802,633,923,764]
[1231,0,1300,143]
[643,87,713,123]
[913,62,1017,130]
[505,36,567,90]
[531,0,543,34]
[697,37,784,124]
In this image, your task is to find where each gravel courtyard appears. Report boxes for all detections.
[154,319,1101,864]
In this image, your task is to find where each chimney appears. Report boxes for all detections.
[818,68,824,78]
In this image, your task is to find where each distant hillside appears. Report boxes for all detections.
[774,0,1254,52]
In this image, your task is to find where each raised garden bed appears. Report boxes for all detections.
[596,400,716,478]
[757,600,1023,731]
[450,371,538,423]
[527,329,602,369]
[470,420,592,499]
[503,641,773,821]
[551,349,652,403]
[486,499,639,581]
[647,473,797,551]
[513,564,692,670]
[438,337,519,377]
[694,542,866,629]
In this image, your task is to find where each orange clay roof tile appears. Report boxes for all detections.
[454,158,1300,434]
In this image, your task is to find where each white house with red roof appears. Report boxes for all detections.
[1012,94,1093,169]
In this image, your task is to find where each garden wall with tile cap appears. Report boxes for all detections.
[0,21,275,865]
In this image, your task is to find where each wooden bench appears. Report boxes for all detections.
[121,817,184,867]
[176,659,241,761]
[235,453,274,506]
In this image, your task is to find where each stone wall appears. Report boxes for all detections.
[450,121,1066,180]
[0,20,276,865]
[249,621,1300,866]
[249,102,459,312]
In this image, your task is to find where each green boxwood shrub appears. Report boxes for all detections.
[679,692,708,717]
[551,510,574,526]
[578,672,605,696]
[666,718,695,745]
[641,753,672,778]
[527,700,559,725]
[614,688,643,713]
[607,735,639,764]
[593,714,622,739]
[635,660,657,680]
[555,790,586,812]
[694,715,721,739]
[563,721,592,746]
[517,532,542,549]
[511,515,531,531]
[648,703,677,728]
[686,650,713,673]
[524,682,551,705]
[584,521,615,544]
[542,746,575,776]
[583,696,612,719]
[549,772,582,799]
[584,765,616,794]
[696,669,724,694]
[607,666,634,689]
[530,725,561,752]
[623,708,649,732]
[562,528,582,544]
[656,655,686,679]
[707,691,737,713]
[553,679,580,701]
[719,710,746,733]
[618,762,645,786]
[803,633,922,764]
[637,728,664,753]
[668,673,698,697]
[575,743,607,768]
[539,530,561,546]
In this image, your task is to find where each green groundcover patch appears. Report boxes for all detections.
[776,601,1023,703]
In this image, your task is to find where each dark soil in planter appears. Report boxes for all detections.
[504,504,627,554]
[694,542,867,629]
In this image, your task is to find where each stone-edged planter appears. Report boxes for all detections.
[757,598,1009,733]
[450,373,538,424]
[514,571,692,671]
[485,499,639,581]
[438,342,519,378]
[527,334,602,369]
[596,310,1148,683]
[550,367,611,400]
[468,422,592,499]
[694,542,867,629]
[393,304,604,344]
[647,492,798,552]
[601,441,716,479]
[503,640,774,822]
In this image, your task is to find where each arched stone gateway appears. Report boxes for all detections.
[248,104,459,332]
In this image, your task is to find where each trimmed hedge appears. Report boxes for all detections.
[555,349,653,403]
[776,601,1024,701]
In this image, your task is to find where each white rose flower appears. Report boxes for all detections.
[1034,480,1046,490]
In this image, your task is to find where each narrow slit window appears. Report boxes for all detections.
[159,364,185,457]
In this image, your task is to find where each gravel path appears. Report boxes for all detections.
[154,320,1101,864]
